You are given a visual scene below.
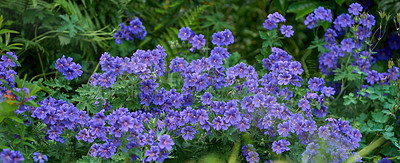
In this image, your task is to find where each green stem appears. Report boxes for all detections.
[29,71,57,83]
[87,62,100,85]
[300,50,311,79]
[346,137,387,163]
[227,139,240,163]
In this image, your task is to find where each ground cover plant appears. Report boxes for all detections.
[0,0,400,163]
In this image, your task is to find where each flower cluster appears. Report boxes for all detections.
[0,52,18,88]
[263,12,294,38]
[114,18,147,44]
[21,11,368,162]
[301,118,362,162]
[90,45,166,88]
[304,7,333,29]
[178,27,234,52]
[55,55,83,80]
[242,144,259,163]
[263,12,286,30]
[0,149,24,163]
[31,97,88,143]
[211,29,235,46]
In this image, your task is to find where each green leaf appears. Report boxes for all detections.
[372,111,389,123]
[321,21,331,31]
[32,0,38,8]
[259,31,268,40]
[0,29,19,34]
[274,0,289,13]
[335,0,346,6]
[287,1,331,19]
[58,35,71,46]
[383,132,394,139]
[8,116,24,124]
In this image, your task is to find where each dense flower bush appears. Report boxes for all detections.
[0,2,399,163]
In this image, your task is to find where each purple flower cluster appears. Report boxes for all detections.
[304,7,333,29]
[242,144,259,163]
[263,12,286,30]
[0,149,24,163]
[314,3,377,76]
[211,29,235,46]
[262,47,304,95]
[114,18,147,44]
[84,107,174,161]
[365,66,400,85]
[31,97,87,143]
[55,55,83,80]
[301,118,362,162]
[0,52,18,87]
[178,27,234,52]
[272,139,290,154]
[90,45,166,88]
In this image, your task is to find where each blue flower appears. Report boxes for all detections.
[200,92,213,105]
[33,152,48,163]
[158,134,174,151]
[349,3,363,15]
[190,34,206,50]
[181,126,196,140]
[178,27,192,41]
[263,19,277,30]
[280,25,294,38]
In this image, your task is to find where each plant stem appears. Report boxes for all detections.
[87,62,100,85]
[29,71,57,83]
[227,139,240,163]
[346,136,387,163]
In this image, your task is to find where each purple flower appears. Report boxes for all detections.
[267,12,286,23]
[379,157,391,163]
[181,126,196,140]
[304,13,316,29]
[314,7,327,20]
[388,34,400,50]
[211,31,225,46]
[349,3,363,15]
[341,38,355,53]
[33,152,48,163]
[178,27,192,41]
[190,34,206,50]
[322,86,335,97]
[280,25,294,38]
[197,109,209,125]
[158,134,174,151]
[277,122,290,137]
[272,139,290,154]
[145,146,160,162]
[246,151,260,163]
[308,77,324,92]
[201,92,213,105]
[222,29,234,46]
[119,115,134,132]
[366,70,380,85]
[1,52,18,67]
[236,117,250,132]
[263,19,277,30]
[360,14,375,29]
[207,53,223,68]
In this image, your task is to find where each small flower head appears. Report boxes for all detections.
[280,25,294,38]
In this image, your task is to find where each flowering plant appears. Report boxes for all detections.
[0,2,399,163]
